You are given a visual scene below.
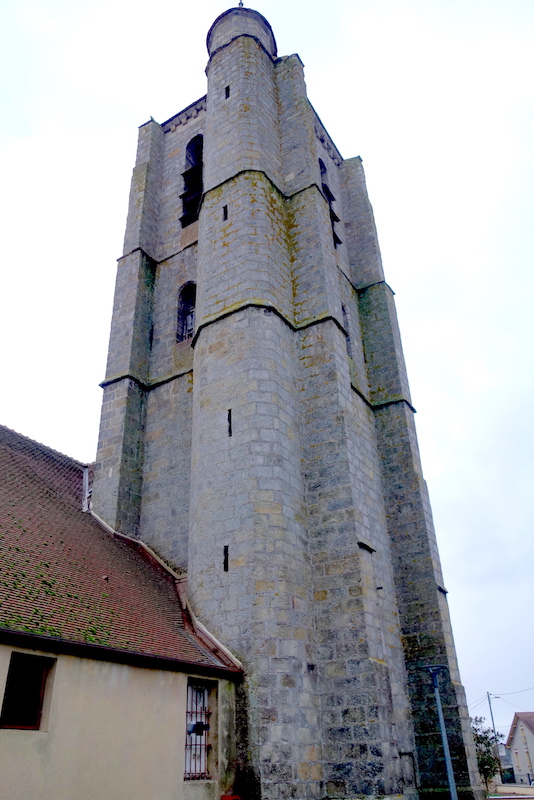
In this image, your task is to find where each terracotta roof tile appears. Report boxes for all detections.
[0,425,238,673]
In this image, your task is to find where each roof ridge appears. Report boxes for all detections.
[0,423,86,468]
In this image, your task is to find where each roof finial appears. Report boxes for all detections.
[238,0,243,6]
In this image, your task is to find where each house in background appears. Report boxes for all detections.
[506,713,534,785]
[0,424,242,800]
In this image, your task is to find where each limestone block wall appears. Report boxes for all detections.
[340,157,385,289]
[297,316,415,797]
[346,164,480,794]
[94,96,204,544]
[358,283,412,407]
[197,173,292,326]
[274,55,317,197]
[91,6,483,799]
[337,275,369,398]
[123,119,163,259]
[205,31,281,192]
[136,245,197,568]
[287,185,341,327]
[92,249,155,535]
[138,374,192,570]
[373,401,479,794]
[189,310,320,800]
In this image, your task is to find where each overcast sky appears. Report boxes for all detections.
[1,0,533,737]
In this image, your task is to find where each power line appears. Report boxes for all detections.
[469,695,488,709]
[493,686,534,697]
[497,697,529,712]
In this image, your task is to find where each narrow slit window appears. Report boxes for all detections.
[177,283,196,342]
[227,409,232,437]
[0,652,55,730]
[341,304,353,359]
[225,85,230,99]
[223,205,228,221]
[184,683,211,780]
[223,545,229,572]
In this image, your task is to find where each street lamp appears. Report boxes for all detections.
[422,665,458,800]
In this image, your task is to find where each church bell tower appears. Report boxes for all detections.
[92,7,482,800]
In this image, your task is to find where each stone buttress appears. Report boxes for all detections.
[92,7,482,800]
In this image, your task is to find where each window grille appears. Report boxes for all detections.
[184,683,211,780]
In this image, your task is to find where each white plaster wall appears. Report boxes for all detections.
[0,645,231,800]
[511,725,534,783]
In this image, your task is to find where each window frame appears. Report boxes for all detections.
[184,678,217,781]
[0,651,55,731]
[176,282,196,343]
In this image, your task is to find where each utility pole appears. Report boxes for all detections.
[487,692,499,741]
[423,665,459,800]
[487,692,503,780]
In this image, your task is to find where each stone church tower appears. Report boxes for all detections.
[93,7,481,800]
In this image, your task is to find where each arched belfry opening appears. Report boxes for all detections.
[180,135,203,228]
[177,282,196,342]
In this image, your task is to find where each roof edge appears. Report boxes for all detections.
[0,423,86,468]
[0,628,241,677]
[89,510,242,672]
[506,712,534,747]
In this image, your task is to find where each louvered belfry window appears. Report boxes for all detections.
[184,682,211,779]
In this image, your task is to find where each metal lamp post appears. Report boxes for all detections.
[423,665,458,800]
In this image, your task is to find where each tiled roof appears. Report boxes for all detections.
[0,425,239,673]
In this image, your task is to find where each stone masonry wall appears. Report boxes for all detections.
[92,7,483,800]
[189,309,320,800]
[352,177,481,795]
[205,34,281,193]
[197,173,293,326]
[297,317,416,798]
[92,250,155,534]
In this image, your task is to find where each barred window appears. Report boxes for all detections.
[184,682,212,780]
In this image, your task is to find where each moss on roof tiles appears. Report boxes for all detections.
[0,425,231,669]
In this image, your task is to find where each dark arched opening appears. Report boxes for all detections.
[181,135,204,228]
[177,282,197,342]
